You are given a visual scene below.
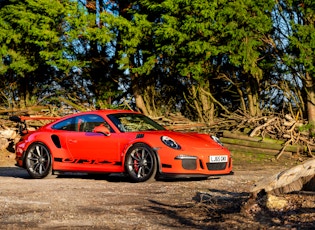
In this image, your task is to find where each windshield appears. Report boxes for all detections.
[107,113,166,132]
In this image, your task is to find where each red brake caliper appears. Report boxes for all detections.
[133,153,139,173]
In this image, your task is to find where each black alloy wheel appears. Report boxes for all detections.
[25,142,52,179]
[125,143,157,182]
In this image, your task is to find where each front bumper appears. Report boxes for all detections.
[157,147,233,176]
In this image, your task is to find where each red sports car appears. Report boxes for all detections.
[13,110,233,182]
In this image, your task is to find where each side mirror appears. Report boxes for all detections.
[93,124,111,136]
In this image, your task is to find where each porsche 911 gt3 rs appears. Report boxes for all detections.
[13,110,233,182]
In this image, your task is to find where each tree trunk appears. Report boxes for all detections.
[134,93,148,115]
[131,75,149,115]
[246,77,260,117]
[305,72,315,135]
[200,86,214,123]
[191,85,205,123]
[19,76,30,108]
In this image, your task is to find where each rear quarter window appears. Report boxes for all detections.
[52,118,76,131]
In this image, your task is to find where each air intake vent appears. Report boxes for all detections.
[51,135,61,148]
[136,134,144,138]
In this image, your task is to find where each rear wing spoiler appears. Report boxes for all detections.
[9,116,60,122]
[9,116,60,135]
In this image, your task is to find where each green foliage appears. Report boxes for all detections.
[0,0,121,108]
[0,0,315,124]
[286,1,315,75]
[0,0,67,72]
[114,0,275,119]
[298,123,314,132]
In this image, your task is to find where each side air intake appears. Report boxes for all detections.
[51,135,61,148]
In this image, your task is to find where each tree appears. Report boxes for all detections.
[278,0,315,133]
[0,0,80,107]
[0,0,121,109]
[71,1,122,109]
[120,0,275,121]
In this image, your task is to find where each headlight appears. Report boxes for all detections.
[211,135,223,146]
[161,136,181,150]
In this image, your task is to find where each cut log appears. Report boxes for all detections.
[251,158,315,195]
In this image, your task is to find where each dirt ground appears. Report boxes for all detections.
[1,149,315,229]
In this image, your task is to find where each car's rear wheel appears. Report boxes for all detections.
[25,142,52,179]
[125,143,157,182]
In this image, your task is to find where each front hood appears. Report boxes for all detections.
[142,130,223,149]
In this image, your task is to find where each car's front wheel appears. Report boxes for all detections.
[25,142,53,179]
[125,143,157,182]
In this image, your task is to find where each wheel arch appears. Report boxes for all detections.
[23,141,55,179]
[123,141,161,177]
[23,141,54,168]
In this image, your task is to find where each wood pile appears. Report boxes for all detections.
[156,111,314,159]
[0,119,19,151]
[215,112,313,159]
[155,113,209,131]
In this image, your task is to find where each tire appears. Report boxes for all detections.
[124,143,157,182]
[25,142,53,179]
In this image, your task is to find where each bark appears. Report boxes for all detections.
[134,91,148,115]
[251,158,315,195]
[131,75,149,115]
[246,77,260,117]
[19,76,30,109]
[200,86,214,123]
[236,86,247,114]
[305,72,315,135]
[191,85,205,123]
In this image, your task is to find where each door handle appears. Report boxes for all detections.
[68,139,78,143]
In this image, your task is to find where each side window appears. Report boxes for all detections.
[77,114,113,133]
[52,117,76,131]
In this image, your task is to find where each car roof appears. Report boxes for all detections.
[81,109,140,115]
[62,109,140,119]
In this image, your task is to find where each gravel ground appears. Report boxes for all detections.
[1,150,315,229]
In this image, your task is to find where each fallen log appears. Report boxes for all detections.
[221,136,304,154]
[224,143,293,158]
[165,123,207,131]
[223,131,284,144]
[251,158,315,195]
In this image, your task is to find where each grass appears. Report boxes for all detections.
[231,150,305,171]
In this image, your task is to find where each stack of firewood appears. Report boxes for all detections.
[247,114,313,158]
